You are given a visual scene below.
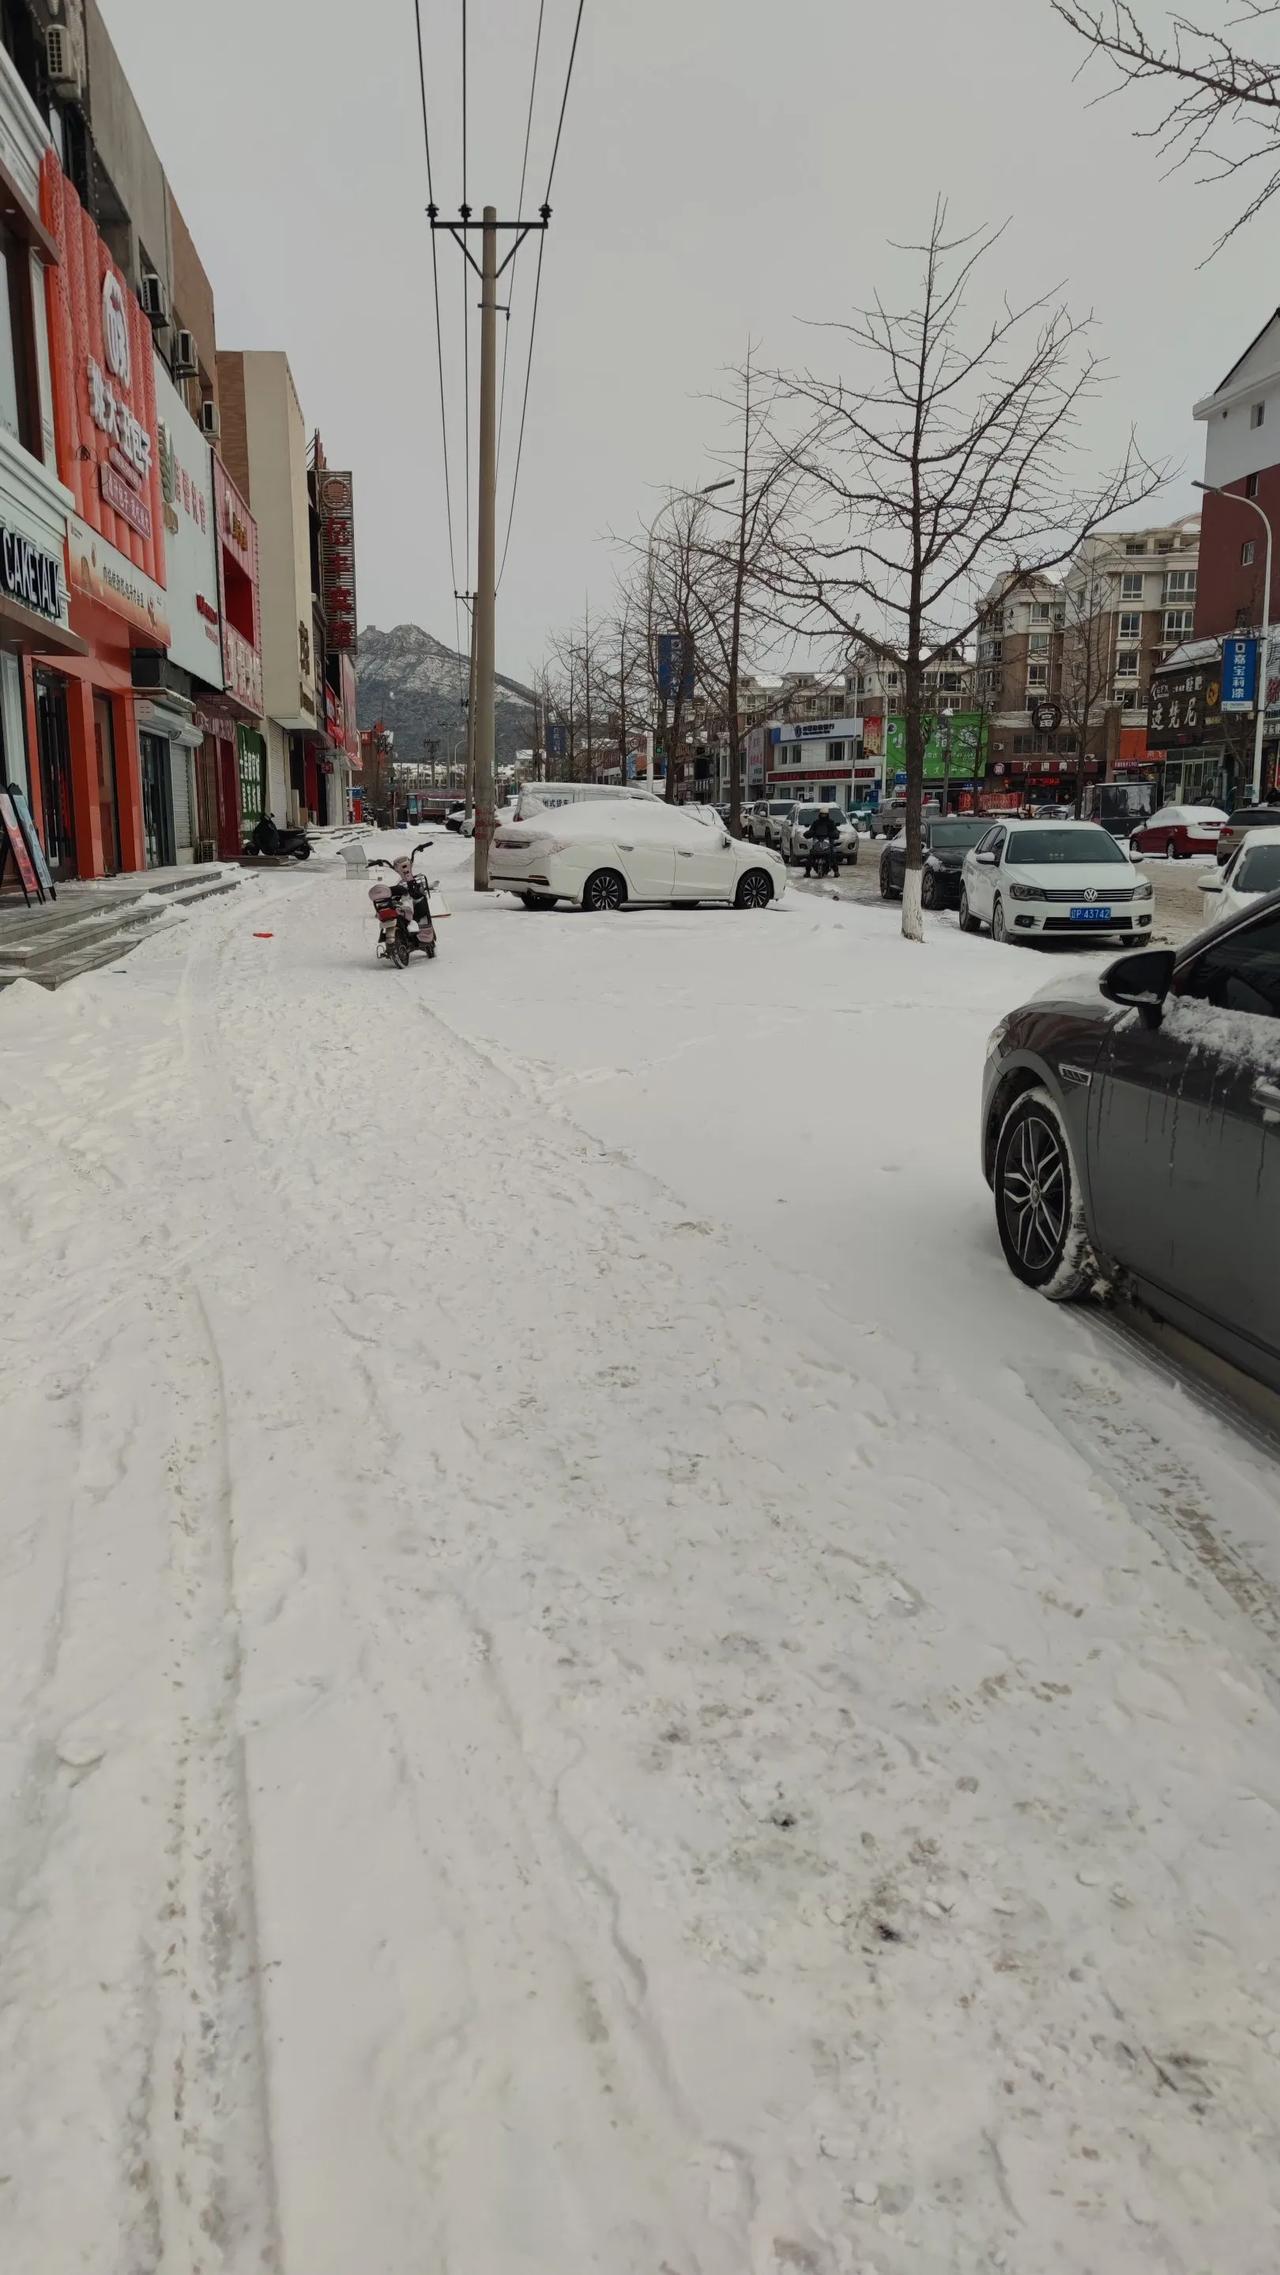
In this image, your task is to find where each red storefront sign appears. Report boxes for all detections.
[212,454,263,715]
[318,470,357,654]
[40,152,166,592]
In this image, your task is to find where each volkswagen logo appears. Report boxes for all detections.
[1083,886,1098,901]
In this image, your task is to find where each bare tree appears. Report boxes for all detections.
[1052,2,1280,251]
[601,588,648,781]
[771,203,1165,940]
[1058,556,1117,815]
[644,493,708,802]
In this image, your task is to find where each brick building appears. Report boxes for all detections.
[1193,313,1280,644]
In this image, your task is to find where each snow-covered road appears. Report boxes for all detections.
[3,837,1280,2275]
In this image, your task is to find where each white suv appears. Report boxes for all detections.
[746,799,797,845]
[778,805,860,865]
[958,819,1154,946]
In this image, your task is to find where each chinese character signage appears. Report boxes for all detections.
[1146,659,1222,748]
[1222,636,1258,713]
[154,354,223,685]
[319,471,358,655]
[40,151,167,604]
[657,632,694,700]
[213,456,262,716]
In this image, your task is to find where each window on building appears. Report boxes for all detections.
[1029,631,1050,655]
[1027,663,1049,688]
[1163,609,1193,642]
[1118,610,1141,640]
[1247,472,1261,499]
[1013,733,1032,756]
[1124,540,1147,556]
[1242,540,1256,567]
[1163,569,1196,599]
[0,221,41,457]
[939,671,961,691]
[1120,572,1144,601]
[1033,602,1052,624]
[1115,649,1140,678]
[886,671,899,690]
[1252,402,1266,429]
[1114,687,1141,711]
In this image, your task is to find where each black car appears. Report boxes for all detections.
[879,816,991,908]
[981,891,1280,1394]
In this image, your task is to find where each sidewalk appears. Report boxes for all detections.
[0,864,243,989]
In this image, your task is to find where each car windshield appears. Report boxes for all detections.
[1012,828,1128,866]
[796,808,822,824]
[1237,845,1280,893]
[929,821,988,849]
[769,802,794,814]
[1229,809,1271,826]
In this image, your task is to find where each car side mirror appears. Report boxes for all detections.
[1099,946,1176,1030]
[1198,874,1222,893]
[976,850,998,866]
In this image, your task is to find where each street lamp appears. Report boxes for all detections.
[1194,478,1272,800]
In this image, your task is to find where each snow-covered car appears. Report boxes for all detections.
[1216,803,1280,866]
[980,891,1280,1393]
[777,805,860,865]
[744,799,794,844]
[490,796,787,910]
[958,818,1155,946]
[1129,804,1227,859]
[1197,826,1280,925]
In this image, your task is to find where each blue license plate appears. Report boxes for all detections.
[1069,906,1112,923]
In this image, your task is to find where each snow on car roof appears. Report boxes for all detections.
[510,797,711,842]
[1149,805,1227,823]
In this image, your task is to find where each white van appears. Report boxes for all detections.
[513,781,660,822]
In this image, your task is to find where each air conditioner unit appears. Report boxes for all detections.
[46,21,86,98]
[173,329,198,378]
[139,271,168,326]
[199,398,220,440]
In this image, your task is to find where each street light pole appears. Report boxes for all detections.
[1195,478,1273,800]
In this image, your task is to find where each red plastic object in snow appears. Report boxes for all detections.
[253,930,274,938]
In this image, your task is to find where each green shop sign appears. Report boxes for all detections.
[885,712,988,782]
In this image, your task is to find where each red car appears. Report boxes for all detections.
[1129,804,1227,859]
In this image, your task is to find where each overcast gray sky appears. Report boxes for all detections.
[104,0,1255,677]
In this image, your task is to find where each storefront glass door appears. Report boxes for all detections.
[92,695,121,875]
[34,671,75,875]
[139,731,174,868]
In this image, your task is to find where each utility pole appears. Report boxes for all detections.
[430,197,552,872]
[463,601,477,823]
[473,206,498,886]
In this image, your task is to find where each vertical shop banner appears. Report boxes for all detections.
[5,782,55,895]
[0,791,42,901]
[1222,636,1259,713]
[212,456,263,714]
[340,652,359,761]
[154,357,223,685]
[40,151,166,596]
[318,471,357,654]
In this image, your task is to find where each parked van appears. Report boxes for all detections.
[513,781,660,822]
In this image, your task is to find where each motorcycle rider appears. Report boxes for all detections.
[390,853,434,941]
[803,806,841,878]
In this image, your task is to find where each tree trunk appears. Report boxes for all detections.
[902,658,925,943]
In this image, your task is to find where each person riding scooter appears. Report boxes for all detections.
[803,807,841,877]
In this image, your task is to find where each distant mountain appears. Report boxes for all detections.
[355,624,536,767]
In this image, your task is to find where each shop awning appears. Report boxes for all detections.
[8,592,90,658]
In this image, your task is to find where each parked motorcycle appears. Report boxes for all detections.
[368,845,438,968]
[246,813,312,861]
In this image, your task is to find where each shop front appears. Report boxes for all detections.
[0,57,91,877]
[33,152,169,878]
[1146,647,1247,809]
[142,356,221,864]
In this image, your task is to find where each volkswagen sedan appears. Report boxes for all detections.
[958,819,1154,946]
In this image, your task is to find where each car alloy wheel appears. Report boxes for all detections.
[879,860,895,900]
[584,869,625,912]
[993,1087,1099,1300]
[735,869,774,909]
[958,887,980,934]
[920,866,939,910]
[991,895,1007,943]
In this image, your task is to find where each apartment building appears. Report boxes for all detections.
[1193,312,1280,642]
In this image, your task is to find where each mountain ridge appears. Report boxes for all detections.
[355,623,536,767]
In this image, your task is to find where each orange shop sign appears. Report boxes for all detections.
[40,151,167,599]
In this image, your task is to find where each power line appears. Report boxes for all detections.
[411,0,459,609]
[496,0,547,477]
[544,0,586,204]
[497,226,546,590]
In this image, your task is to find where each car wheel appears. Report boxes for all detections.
[993,1086,1101,1301]
[991,894,1011,944]
[920,867,940,910]
[879,859,894,899]
[1172,838,1190,860]
[583,868,625,911]
[735,868,774,909]
[958,886,981,934]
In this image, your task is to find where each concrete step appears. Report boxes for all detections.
[0,873,242,990]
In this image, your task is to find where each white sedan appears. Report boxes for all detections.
[1196,825,1280,925]
[958,818,1155,946]
[490,797,787,910]
[777,805,861,865]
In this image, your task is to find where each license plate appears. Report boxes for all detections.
[1069,906,1112,923]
